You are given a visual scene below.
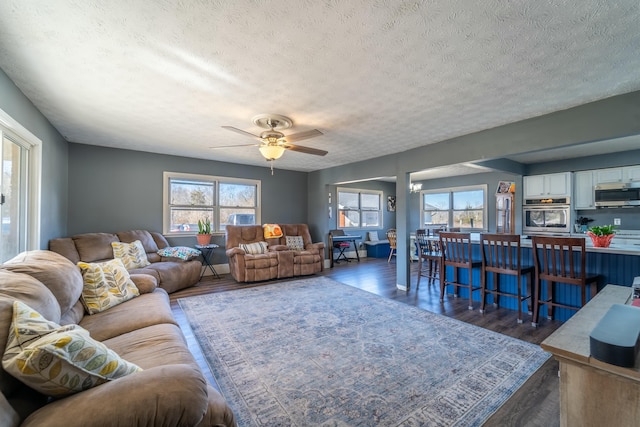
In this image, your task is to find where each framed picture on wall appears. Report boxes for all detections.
[387,196,396,212]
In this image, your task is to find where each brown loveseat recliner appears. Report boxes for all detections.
[49,230,200,293]
[0,250,235,427]
[225,224,324,283]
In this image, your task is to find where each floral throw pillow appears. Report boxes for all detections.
[77,258,140,314]
[157,246,201,260]
[111,240,150,269]
[2,301,142,397]
[285,236,305,251]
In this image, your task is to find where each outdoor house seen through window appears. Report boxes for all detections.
[421,185,486,230]
[163,172,260,234]
[337,188,382,229]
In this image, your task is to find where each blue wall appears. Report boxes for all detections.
[0,68,68,246]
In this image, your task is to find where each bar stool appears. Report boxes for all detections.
[415,229,442,289]
[531,236,600,327]
[439,232,482,310]
[479,233,534,323]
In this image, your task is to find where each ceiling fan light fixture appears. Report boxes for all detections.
[259,144,286,160]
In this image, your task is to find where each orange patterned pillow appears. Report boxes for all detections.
[263,224,283,239]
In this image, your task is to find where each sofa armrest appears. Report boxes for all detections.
[226,247,246,257]
[129,273,158,294]
[22,365,211,427]
[306,242,325,252]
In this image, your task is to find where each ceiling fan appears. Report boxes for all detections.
[216,114,327,169]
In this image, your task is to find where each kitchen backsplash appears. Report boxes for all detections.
[575,209,640,230]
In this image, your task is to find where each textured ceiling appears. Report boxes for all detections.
[1,1,640,173]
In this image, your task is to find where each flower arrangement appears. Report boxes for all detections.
[586,224,617,248]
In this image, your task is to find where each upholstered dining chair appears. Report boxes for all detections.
[386,229,397,263]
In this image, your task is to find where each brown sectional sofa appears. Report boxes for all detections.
[226,224,324,282]
[0,250,235,427]
[49,229,200,293]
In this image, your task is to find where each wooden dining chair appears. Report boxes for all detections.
[386,229,397,263]
[439,232,482,310]
[531,236,600,327]
[415,229,441,289]
[479,233,534,323]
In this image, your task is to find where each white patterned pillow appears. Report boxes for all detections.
[77,258,140,314]
[2,301,142,397]
[285,236,305,251]
[157,246,201,260]
[111,240,150,269]
[239,241,268,255]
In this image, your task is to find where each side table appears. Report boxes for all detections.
[195,243,220,280]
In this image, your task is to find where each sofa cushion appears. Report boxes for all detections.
[239,241,268,254]
[285,235,305,251]
[79,289,174,342]
[0,272,61,397]
[1,250,83,318]
[111,240,151,269]
[157,246,201,261]
[72,233,120,263]
[3,301,142,397]
[77,259,140,314]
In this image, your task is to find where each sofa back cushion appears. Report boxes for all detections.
[1,251,83,320]
[226,225,265,250]
[0,270,61,397]
[73,233,120,262]
[48,237,80,264]
[279,224,313,248]
[116,230,163,263]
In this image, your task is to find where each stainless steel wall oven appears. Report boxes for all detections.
[523,197,571,235]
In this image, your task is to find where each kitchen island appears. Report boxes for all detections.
[540,285,640,427]
[436,233,640,322]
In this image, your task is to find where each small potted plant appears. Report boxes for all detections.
[586,224,617,248]
[196,218,212,245]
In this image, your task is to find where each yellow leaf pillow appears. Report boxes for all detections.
[111,240,150,269]
[2,301,142,397]
[77,258,140,314]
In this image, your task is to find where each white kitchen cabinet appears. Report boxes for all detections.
[623,165,640,182]
[524,172,572,198]
[594,168,623,184]
[574,170,595,210]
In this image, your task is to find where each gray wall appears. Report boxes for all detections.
[68,143,309,263]
[0,68,68,247]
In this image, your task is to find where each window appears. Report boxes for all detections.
[0,109,42,262]
[163,172,260,234]
[337,188,382,229]
[421,185,486,230]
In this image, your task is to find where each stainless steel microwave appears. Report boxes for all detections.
[594,182,640,207]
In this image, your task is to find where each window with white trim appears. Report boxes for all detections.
[421,185,487,230]
[337,188,382,229]
[163,172,260,234]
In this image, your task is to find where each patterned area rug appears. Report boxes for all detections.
[178,277,549,426]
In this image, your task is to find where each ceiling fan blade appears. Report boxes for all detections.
[210,143,259,149]
[221,126,260,139]
[284,144,328,156]
[283,129,323,143]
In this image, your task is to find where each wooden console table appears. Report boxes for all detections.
[540,285,640,427]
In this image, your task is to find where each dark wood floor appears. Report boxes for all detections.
[171,258,561,427]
